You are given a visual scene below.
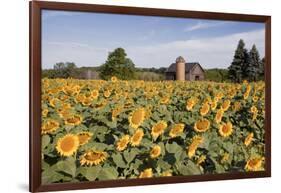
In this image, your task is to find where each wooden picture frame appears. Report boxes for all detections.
[30,0,271,192]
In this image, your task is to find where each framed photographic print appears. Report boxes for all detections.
[29,1,271,192]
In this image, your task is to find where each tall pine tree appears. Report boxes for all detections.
[247,44,261,81]
[228,39,248,83]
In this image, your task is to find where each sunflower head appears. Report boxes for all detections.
[42,108,48,117]
[215,109,224,124]
[197,155,206,165]
[116,135,130,151]
[161,170,172,177]
[77,132,93,145]
[64,114,82,126]
[160,96,170,104]
[151,121,167,140]
[244,132,254,147]
[186,98,196,111]
[128,108,146,129]
[210,101,217,111]
[169,123,185,138]
[103,90,111,98]
[80,150,107,166]
[56,134,79,157]
[194,119,210,133]
[187,135,203,158]
[130,129,144,147]
[41,119,59,134]
[221,153,230,163]
[221,100,231,111]
[250,106,258,113]
[150,145,161,159]
[139,168,153,178]
[219,122,233,137]
[111,76,118,82]
[245,157,264,171]
[200,103,210,116]
[91,89,99,99]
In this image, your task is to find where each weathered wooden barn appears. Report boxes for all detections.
[165,56,205,81]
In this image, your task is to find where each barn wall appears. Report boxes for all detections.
[190,65,204,81]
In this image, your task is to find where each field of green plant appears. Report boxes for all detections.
[41,77,265,184]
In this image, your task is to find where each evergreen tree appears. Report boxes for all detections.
[259,57,265,78]
[228,39,248,83]
[99,48,136,80]
[247,44,261,81]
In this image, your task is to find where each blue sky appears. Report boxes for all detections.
[42,10,265,69]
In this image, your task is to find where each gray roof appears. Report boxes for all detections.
[166,62,202,73]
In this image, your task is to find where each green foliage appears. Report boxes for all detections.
[42,62,78,78]
[246,45,262,81]
[228,39,248,83]
[228,39,264,82]
[99,47,136,80]
[204,68,229,82]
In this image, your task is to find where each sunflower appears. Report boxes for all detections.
[130,129,144,147]
[244,132,254,147]
[160,96,170,104]
[187,135,203,158]
[75,93,86,104]
[210,101,217,111]
[56,134,79,157]
[197,155,206,165]
[150,145,161,159]
[169,123,185,138]
[218,122,233,137]
[128,108,146,129]
[221,153,230,163]
[103,90,111,98]
[250,106,258,113]
[245,157,264,171]
[215,109,224,124]
[42,108,48,117]
[116,135,130,151]
[64,114,82,126]
[194,119,210,133]
[41,119,59,134]
[112,106,123,121]
[200,103,210,116]
[111,76,118,82]
[77,132,93,145]
[221,100,231,111]
[91,89,99,100]
[161,170,172,177]
[49,98,60,108]
[80,150,107,166]
[186,98,196,111]
[151,121,167,140]
[139,168,153,178]
[82,97,92,106]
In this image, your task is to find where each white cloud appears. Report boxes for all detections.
[184,21,227,32]
[126,29,265,69]
[42,29,265,70]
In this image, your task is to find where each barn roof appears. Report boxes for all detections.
[166,62,203,73]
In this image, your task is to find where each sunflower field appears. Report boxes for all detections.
[41,77,265,184]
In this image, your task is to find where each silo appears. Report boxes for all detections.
[176,56,185,81]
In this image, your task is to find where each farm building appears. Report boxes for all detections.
[165,56,205,81]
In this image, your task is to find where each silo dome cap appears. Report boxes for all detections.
[176,56,185,63]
